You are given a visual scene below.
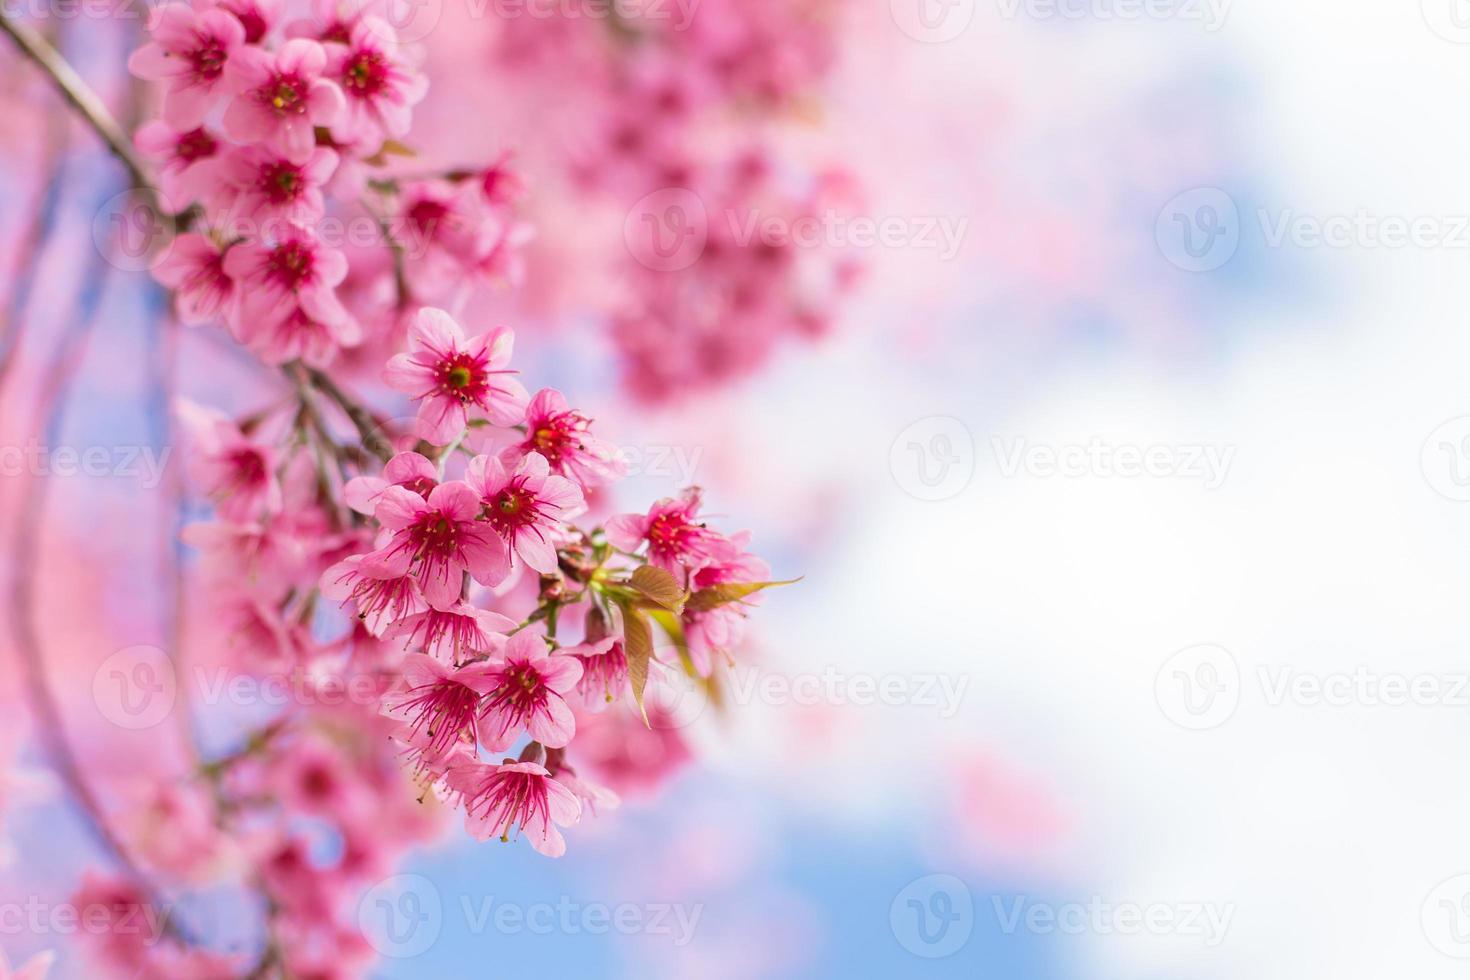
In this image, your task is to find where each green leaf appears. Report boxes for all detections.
[629,565,688,613]
[685,578,802,613]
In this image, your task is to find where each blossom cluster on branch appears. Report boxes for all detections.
[20,3,795,976]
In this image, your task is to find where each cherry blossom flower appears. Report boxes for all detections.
[133,121,223,206]
[240,301,363,367]
[152,234,235,325]
[385,601,514,663]
[606,487,738,574]
[222,144,339,225]
[513,388,626,490]
[127,5,245,128]
[176,399,281,520]
[384,307,528,444]
[466,451,583,575]
[217,0,283,44]
[324,17,427,146]
[222,228,352,333]
[448,761,581,856]
[684,537,771,673]
[223,38,344,164]
[343,450,437,515]
[477,629,583,750]
[383,653,503,759]
[320,554,427,634]
[566,636,628,709]
[363,482,509,605]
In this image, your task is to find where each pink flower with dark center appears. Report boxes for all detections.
[363,482,510,606]
[223,39,344,164]
[447,760,581,856]
[513,388,626,491]
[394,182,491,294]
[383,654,501,760]
[320,554,427,634]
[386,601,514,663]
[238,300,363,367]
[466,451,583,576]
[133,121,223,207]
[605,487,738,574]
[223,144,339,225]
[384,307,529,445]
[478,153,527,208]
[153,234,235,325]
[566,636,628,709]
[222,228,351,333]
[176,399,281,520]
[127,5,245,129]
[325,18,427,146]
[344,450,437,516]
[477,629,582,750]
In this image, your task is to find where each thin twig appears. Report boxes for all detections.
[0,16,153,201]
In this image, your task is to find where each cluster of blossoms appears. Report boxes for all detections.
[132,0,529,370]
[488,0,863,400]
[40,2,785,976]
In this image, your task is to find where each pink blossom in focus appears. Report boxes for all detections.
[448,760,581,856]
[477,629,582,750]
[383,307,528,444]
[466,450,583,576]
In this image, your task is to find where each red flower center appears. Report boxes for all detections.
[343,49,389,96]
[409,513,461,559]
[266,240,315,290]
[261,72,309,116]
[189,35,228,81]
[486,481,540,535]
[175,127,217,163]
[259,160,304,203]
[436,352,486,403]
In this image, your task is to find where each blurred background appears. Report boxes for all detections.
[5,0,1470,977]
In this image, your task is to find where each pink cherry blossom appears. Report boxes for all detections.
[477,629,583,750]
[343,450,437,515]
[384,307,529,444]
[324,17,427,146]
[223,39,344,164]
[605,487,738,574]
[383,653,504,759]
[320,554,427,635]
[152,234,235,325]
[127,5,245,128]
[448,760,581,856]
[466,451,583,576]
[684,537,771,673]
[221,143,339,225]
[567,636,628,709]
[221,228,352,333]
[513,388,627,490]
[386,601,514,663]
[133,121,223,206]
[176,399,281,520]
[217,0,282,43]
[362,482,508,606]
[239,300,364,367]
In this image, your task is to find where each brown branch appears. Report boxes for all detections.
[0,16,153,203]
